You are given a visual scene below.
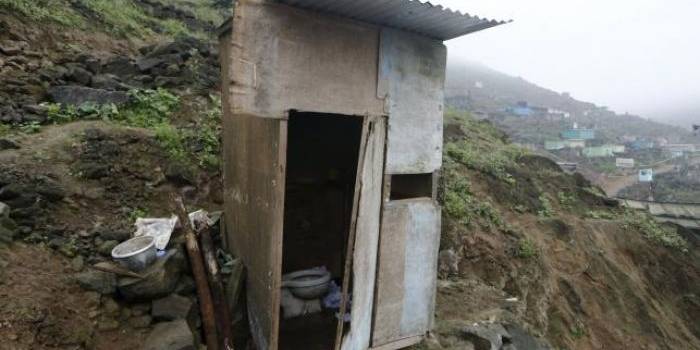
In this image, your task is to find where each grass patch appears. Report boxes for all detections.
[558,191,576,210]
[585,210,617,220]
[44,88,220,171]
[517,238,538,259]
[622,211,688,251]
[0,0,84,26]
[444,110,525,185]
[537,194,554,218]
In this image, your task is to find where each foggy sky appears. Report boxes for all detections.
[435,0,700,123]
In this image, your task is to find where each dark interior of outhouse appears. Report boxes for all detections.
[279,111,363,350]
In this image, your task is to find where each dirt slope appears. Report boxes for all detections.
[419,113,700,350]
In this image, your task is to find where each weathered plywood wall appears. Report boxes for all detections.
[228,0,385,119]
[372,199,441,348]
[378,29,447,175]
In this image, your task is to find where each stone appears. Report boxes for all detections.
[97,317,120,331]
[0,202,9,219]
[142,320,195,350]
[503,324,551,350]
[0,184,23,200]
[99,228,131,242]
[174,275,196,296]
[154,76,183,88]
[76,270,117,295]
[0,224,16,243]
[165,64,181,76]
[129,315,152,329]
[165,162,196,186]
[48,86,130,106]
[0,45,21,55]
[152,294,193,321]
[35,182,66,201]
[136,57,164,72]
[58,243,78,258]
[69,66,93,85]
[39,65,69,81]
[0,138,19,151]
[117,249,185,301]
[102,297,121,316]
[71,255,85,272]
[461,323,511,350]
[85,58,101,74]
[102,56,138,76]
[97,240,119,256]
[22,104,47,115]
[91,74,124,91]
[5,194,37,209]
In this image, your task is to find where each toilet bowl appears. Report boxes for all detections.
[282,268,332,300]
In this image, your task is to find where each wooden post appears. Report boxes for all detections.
[199,223,235,349]
[173,196,219,350]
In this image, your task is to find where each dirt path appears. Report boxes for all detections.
[0,243,148,349]
[597,155,700,196]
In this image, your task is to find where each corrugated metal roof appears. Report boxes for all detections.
[277,0,509,40]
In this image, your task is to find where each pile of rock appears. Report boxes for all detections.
[75,241,200,349]
[0,171,66,244]
[0,36,220,126]
[457,322,551,350]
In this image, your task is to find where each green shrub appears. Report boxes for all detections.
[517,238,538,259]
[19,121,41,134]
[153,123,187,161]
[0,123,9,137]
[585,210,617,220]
[558,191,576,210]
[537,194,554,218]
[622,211,688,251]
[116,89,180,127]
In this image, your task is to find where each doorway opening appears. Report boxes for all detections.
[279,111,364,350]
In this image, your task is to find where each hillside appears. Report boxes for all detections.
[0,3,699,350]
[420,111,700,350]
[445,61,696,147]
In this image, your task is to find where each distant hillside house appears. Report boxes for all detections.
[663,144,696,154]
[562,128,595,140]
[583,145,615,158]
[616,158,635,168]
[629,139,655,150]
[545,139,585,150]
[508,101,533,117]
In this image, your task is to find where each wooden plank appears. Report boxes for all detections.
[371,199,441,348]
[223,112,286,350]
[341,116,387,350]
[335,118,371,350]
[371,202,408,344]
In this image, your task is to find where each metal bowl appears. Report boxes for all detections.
[111,236,157,272]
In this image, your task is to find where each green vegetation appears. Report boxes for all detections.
[441,111,512,230]
[622,211,688,251]
[444,109,525,185]
[0,123,10,137]
[558,191,576,210]
[43,89,220,170]
[517,238,538,259]
[585,210,617,220]
[0,0,219,38]
[0,0,84,26]
[19,122,41,134]
[537,194,554,218]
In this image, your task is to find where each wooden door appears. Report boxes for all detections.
[225,114,287,350]
[335,116,387,350]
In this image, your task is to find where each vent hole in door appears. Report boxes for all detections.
[389,173,434,200]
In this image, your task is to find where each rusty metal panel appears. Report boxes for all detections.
[341,116,387,350]
[229,1,385,119]
[372,198,441,347]
[379,28,446,174]
[222,110,287,350]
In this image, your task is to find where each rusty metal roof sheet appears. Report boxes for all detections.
[277,0,509,40]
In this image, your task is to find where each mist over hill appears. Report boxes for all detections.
[445,61,696,145]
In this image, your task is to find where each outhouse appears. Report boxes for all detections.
[218,1,505,349]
